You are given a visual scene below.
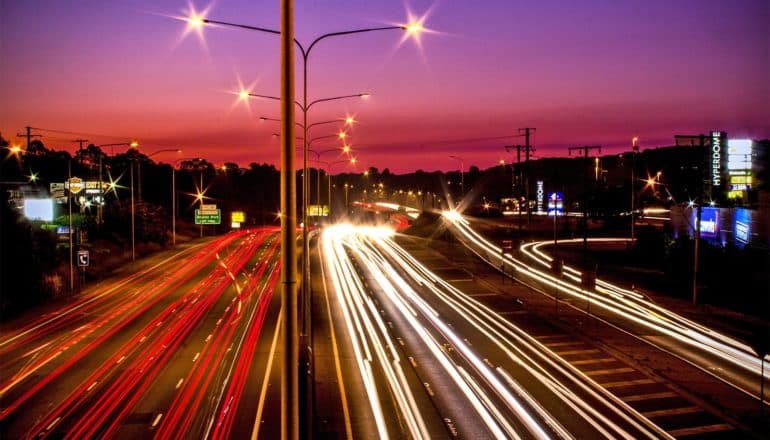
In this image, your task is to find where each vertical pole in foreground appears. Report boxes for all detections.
[68,161,74,292]
[130,160,136,262]
[280,0,299,438]
[172,167,176,246]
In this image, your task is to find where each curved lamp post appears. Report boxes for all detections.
[184,14,422,437]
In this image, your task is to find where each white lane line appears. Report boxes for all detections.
[251,310,282,440]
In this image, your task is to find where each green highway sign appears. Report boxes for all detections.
[195,209,221,225]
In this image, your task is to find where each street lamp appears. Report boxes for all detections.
[137,148,181,202]
[171,158,196,247]
[309,147,353,217]
[184,12,423,436]
[312,157,356,219]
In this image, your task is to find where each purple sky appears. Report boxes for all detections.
[2,0,768,173]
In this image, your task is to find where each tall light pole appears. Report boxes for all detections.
[279,1,298,437]
[449,155,464,201]
[137,148,181,202]
[68,159,74,290]
[171,157,195,247]
[130,158,135,261]
[631,137,639,241]
[312,157,356,219]
[308,144,353,215]
[184,13,423,436]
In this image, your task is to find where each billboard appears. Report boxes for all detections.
[24,199,54,222]
[536,181,544,214]
[547,192,563,216]
[307,205,329,217]
[734,208,751,248]
[692,207,719,240]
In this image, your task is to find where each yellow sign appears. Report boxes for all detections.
[67,177,84,194]
[307,205,329,217]
[231,211,245,223]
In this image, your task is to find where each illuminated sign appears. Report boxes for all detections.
[231,211,245,223]
[195,209,221,224]
[231,221,241,229]
[307,205,329,217]
[24,199,54,222]
[536,180,544,213]
[710,132,722,187]
[547,192,563,216]
[66,177,84,194]
[734,208,750,248]
[693,207,719,239]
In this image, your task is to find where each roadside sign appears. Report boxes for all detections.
[547,192,563,216]
[67,177,84,194]
[195,209,221,225]
[231,211,245,223]
[200,204,217,211]
[77,250,89,267]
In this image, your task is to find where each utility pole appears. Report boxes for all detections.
[16,126,42,150]
[568,145,601,254]
[73,139,88,151]
[504,144,523,233]
[518,127,536,237]
[692,134,705,306]
[631,137,639,240]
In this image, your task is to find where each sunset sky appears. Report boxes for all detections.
[2,0,768,173]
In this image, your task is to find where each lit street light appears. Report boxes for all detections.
[312,157,356,219]
[183,10,424,436]
[171,157,196,247]
[137,148,181,202]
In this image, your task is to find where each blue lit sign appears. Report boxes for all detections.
[547,192,563,216]
[734,208,750,248]
[692,207,719,240]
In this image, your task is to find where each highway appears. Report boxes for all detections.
[321,224,671,439]
[0,227,283,439]
[441,210,770,405]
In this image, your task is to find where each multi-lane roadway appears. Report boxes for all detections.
[0,228,283,439]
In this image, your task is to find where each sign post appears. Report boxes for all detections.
[77,250,89,267]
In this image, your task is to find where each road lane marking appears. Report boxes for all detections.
[667,424,733,437]
[642,406,701,418]
[556,348,601,356]
[252,310,282,440]
[176,378,184,389]
[620,391,677,402]
[151,413,163,428]
[584,367,634,376]
[602,378,655,388]
[570,357,615,365]
[319,244,353,440]
[544,341,585,347]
